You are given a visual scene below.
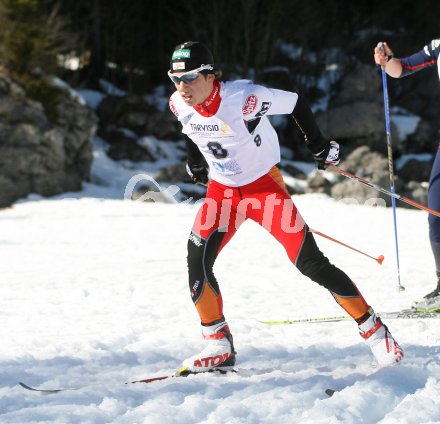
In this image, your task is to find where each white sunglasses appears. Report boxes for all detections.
[168,64,214,84]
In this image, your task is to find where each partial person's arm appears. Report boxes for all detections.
[374,40,440,78]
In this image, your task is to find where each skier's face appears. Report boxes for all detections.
[173,73,215,107]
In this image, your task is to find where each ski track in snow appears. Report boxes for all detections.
[1,194,440,423]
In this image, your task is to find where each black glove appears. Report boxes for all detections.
[313,140,340,170]
[186,159,209,185]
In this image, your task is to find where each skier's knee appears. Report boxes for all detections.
[295,229,358,296]
[187,231,205,267]
[187,230,223,303]
[295,229,330,282]
[187,231,210,282]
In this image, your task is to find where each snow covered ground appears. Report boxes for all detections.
[1,78,439,421]
[1,149,440,423]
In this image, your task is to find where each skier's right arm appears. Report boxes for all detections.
[169,95,209,185]
[185,136,209,185]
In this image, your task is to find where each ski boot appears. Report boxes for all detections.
[412,272,440,312]
[423,271,440,300]
[181,321,236,373]
[359,312,403,367]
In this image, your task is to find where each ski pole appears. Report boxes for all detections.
[327,165,440,218]
[309,228,384,264]
[378,41,404,291]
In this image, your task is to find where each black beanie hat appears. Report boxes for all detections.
[169,41,215,74]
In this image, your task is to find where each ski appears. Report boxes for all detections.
[415,307,440,313]
[384,309,440,317]
[128,366,233,384]
[19,374,180,394]
[19,382,65,394]
[412,298,440,313]
[19,367,235,394]
[259,310,440,325]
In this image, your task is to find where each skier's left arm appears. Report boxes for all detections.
[290,94,340,170]
[243,84,339,169]
[242,85,339,170]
